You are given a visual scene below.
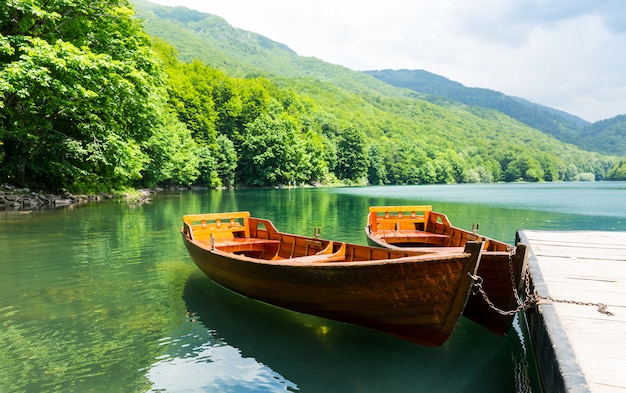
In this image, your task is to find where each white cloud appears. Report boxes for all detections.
[143,0,626,122]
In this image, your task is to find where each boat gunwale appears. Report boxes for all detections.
[184,235,474,268]
[365,207,514,251]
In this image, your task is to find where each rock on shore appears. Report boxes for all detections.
[0,183,113,210]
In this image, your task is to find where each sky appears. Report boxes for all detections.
[146,0,626,123]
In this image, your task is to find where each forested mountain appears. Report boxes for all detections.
[1,0,623,194]
[577,115,626,156]
[133,1,620,178]
[364,69,626,158]
[364,69,588,141]
[132,0,412,99]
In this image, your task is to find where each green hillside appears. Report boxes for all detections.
[133,0,420,98]
[364,69,626,158]
[577,115,626,156]
[133,1,618,181]
[364,69,588,139]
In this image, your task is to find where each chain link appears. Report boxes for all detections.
[468,247,614,317]
[539,296,614,316]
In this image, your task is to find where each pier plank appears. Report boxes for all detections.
[518,230,626,393]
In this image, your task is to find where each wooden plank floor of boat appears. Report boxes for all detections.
[517,230,626,393]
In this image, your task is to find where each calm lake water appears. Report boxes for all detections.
[2,182,625,392]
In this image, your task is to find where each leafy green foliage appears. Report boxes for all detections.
[215,134,237,187]
[367,143,387,185]
[365,69,626,160]
[576,115,626,156]
[0,0,200,192]
[334,125,369,182]
[140,111,201,187]
[365,69,589,142]
[238,112,304,186]
[608,159,626,180]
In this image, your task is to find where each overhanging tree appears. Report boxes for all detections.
[0,0,186,191]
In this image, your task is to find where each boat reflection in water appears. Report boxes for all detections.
[147,271,535,393]
[147,322,297,392]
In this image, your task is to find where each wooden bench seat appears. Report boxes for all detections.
[212,238,281,253]
[285,253,346,263]
[406,246,466,254]
[374,230,450,245]
[287,242,347,263]
[378,230,449,239]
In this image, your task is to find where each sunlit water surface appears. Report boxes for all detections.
[2,182,625,392]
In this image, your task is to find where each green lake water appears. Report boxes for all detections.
[1,182,625,392]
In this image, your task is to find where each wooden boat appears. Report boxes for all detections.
[366,206,529,336]
[181,211,484,346]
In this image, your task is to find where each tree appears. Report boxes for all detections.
[238,112,309,186]
[537,154,562,181]
[0,0,173,191]
[564,164,579,181]
[164,58,219,144]
[334,124,368,182]
[215,135,237,187]
[311,112,340,172]
[502,155,543,182]
[367,143,388,185]
[608,159,626,180]
[301,128,330,184]
[140,112,201,187]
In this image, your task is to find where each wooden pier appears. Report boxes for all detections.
[516,230,626,393]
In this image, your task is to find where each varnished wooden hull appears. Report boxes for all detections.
[365,206,529,336]
[181,213,483,346]
[461,246,528,335]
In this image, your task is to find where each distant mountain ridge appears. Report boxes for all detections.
[363,69,626,157]
[364,69,588,139]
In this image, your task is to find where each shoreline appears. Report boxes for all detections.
[0,182,333,211]
[0,184,154,210]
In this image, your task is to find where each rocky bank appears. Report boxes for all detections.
[0,184,152,210]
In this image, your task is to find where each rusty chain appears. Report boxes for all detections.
[468,248,614,317]
[539,296,614,316]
